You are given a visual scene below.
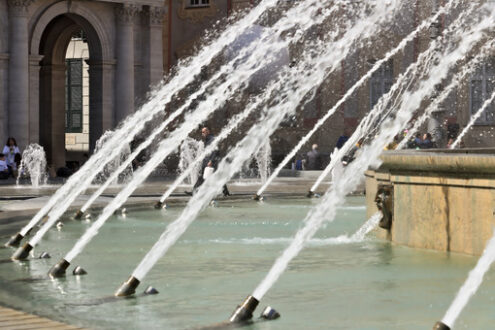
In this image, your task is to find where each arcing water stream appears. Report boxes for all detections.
[78,0,343,215]
[252,3,495,301]
[441,230,495,328]
[126,0,404,284]
[451,88,495,148]
[254,0,456,198]
[8,0,282,244]
[58,0,349,264]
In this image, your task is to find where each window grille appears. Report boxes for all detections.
[65,59,83,133]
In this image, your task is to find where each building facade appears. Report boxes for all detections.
[0,0,493,171]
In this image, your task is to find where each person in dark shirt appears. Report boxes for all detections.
[189,127,230,196]
[336,129,350,149]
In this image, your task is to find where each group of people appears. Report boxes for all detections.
[0,137,21,180]
[293,144,324,171]
[405,133,437,149]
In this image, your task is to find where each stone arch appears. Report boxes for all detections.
[30,3,114,168]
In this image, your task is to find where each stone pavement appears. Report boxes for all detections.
[0,305,83,330]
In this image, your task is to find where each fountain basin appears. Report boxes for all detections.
[366,148,495,256]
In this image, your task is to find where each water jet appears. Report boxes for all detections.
[12,243,33,260]
[73,266,87,276]
[5,233,24,247]
[229,295,259,323]
[48,259,70,278]
[433,321,450,330]
[115,276,140,296]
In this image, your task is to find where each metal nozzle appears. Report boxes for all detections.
[259,306,280,320]
[306,190,315,198]
[115,276,140,297]
[73,266,87,276]
[48,258,70,278]
[154,201,163,209]
[39,252,51,259]
[144,286,159,295]
[5,232,24,247]
[74,210,84,220]
[253,194,261,201]
[229,295,259,323]
[11,243,33,260]
[433,321,450,330]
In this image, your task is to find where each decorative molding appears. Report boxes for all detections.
[29,54,44,66]
[0,53,9,61]
[149,6,167,26]
[177,0,218,23]
[7,0,33,16]
[116,4,141,24]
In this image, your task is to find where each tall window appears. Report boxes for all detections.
[65,59,83,133]
[470,59,495,125]
[370,59,394,109]
[189,0,209,7]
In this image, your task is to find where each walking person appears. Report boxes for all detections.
[187,127,230,196]
[306,144,323,170]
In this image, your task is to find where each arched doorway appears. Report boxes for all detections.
[37,13,105,169]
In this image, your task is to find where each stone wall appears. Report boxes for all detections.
[366,149,495,256]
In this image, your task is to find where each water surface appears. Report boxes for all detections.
[0,197,493,329]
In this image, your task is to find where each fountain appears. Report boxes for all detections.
[178,138,204,185]
[1,0,495,329]
[93,131,133,185]
[16,144,47,188]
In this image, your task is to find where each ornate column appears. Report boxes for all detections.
[29,54,44,144]
[115,4,139,125]
[147,6,166,88]
[8,0,32,149]
[0,53,9,145]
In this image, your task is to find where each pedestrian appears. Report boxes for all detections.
[336,129,350,149]
[2,137,20,177]
[187,127,230,196]
[420,133,435,149]
[0,153,9,180]
[306,144,323,170]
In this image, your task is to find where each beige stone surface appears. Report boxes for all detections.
[366,150,495,256]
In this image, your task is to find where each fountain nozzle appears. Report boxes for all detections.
[433,321,450,330]
[229,295,259,323]
[154,201,163,209]
[74,210,84,220]
[11,243,33,260]
[115,276,140,296]
[48,259,70,278]
[306,190,315,198]
[5,232,24,247]
[253,194,262,201]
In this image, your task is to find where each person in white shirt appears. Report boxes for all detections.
[2,137,20,172]
[0,153,9,179]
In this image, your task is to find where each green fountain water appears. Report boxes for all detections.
[0,197,493,329]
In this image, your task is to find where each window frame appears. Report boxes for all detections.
[469,59,495,125]
[369,59,394,110]
[65,58,84,134]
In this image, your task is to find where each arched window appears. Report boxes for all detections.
[470,58,495,124]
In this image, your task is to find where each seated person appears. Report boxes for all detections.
[0,153,9,180]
